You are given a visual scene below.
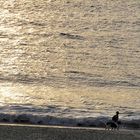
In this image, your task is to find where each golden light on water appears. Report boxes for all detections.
[0,0,139,124]
[0,82,140,112]
[0,85,22,104]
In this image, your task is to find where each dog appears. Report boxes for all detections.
[105,121,119,130]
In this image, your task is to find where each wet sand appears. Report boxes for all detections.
[0,123,139,140]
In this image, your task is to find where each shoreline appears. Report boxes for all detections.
[0,112,140,130]
[0,123,139,140]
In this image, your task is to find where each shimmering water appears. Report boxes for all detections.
[0,0,140,128]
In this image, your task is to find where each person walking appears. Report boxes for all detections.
[112,111,119,123]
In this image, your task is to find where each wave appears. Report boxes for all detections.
[0,72,140,89]
[0,112,140,130]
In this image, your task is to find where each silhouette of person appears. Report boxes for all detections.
[112,111,119,123]
[112,111,121,126]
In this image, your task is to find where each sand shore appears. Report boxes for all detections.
[0,123,139,140]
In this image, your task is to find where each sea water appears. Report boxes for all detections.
[0,0,140,129]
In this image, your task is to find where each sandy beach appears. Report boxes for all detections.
[0,123,139,140]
